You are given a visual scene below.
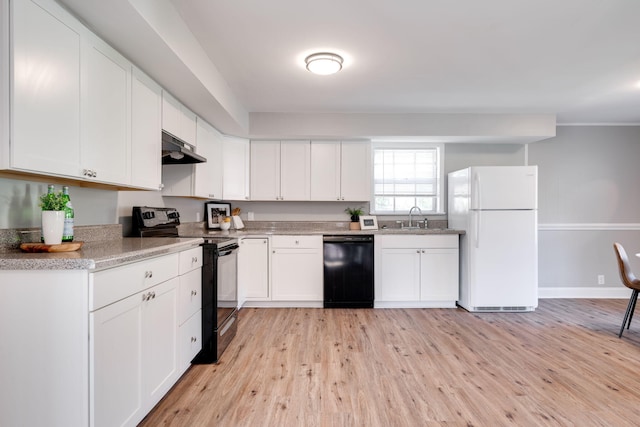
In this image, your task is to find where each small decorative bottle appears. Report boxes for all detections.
[61,186,74,242]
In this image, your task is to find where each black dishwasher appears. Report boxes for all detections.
[323,235,374,308]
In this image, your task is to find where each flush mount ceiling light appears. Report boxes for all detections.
[305,52,343,75]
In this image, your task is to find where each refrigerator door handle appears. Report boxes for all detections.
[475,210,481,248]
[474,173,481,210]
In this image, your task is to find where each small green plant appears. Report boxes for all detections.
[39,191,66,211]
[344,206,364,221]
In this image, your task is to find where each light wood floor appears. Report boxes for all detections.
[140,299,640,426]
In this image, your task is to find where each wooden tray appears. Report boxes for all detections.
[20,242,84,253]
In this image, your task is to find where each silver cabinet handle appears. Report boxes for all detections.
[192,256,198,263]
[191,336,197,343]
[142,291,156,301]
[144,271,153,278]
[191,290,197,296]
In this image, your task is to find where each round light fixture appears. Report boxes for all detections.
[305,52,343,75]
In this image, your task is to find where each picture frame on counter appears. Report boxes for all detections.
[359,215,378,230]
[205,202,231,229]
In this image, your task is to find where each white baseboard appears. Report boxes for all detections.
[539,286,632,299]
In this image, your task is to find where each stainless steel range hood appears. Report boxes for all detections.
[162,131,207,164]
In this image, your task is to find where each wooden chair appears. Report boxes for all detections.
[613,243,640,337]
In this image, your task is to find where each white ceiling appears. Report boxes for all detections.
[57,0,640,136]
[168,0,640,124]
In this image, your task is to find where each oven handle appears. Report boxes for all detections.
[218,244,239,257]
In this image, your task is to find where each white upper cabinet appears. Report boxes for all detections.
[340,141,371,201]
[10,0,82,176]
[81,33,131,185]
[222,136,250,200]
[162,91,196,146]
[250,140,310,201]
[310,141,371,201]
[131,67,162,190]
[310,141,340,201]
[280,141,311,200]
[162,118,223,199]
[6,0,170,190]
[193,119,223,199]
[250,140,280,200]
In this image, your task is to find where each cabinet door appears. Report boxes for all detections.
[91,292,143,427]
[193,120,223,199]
[250,140,280,200]
[222,136,250,200]
[142,277,178,411]
[180,106,197,146]
[178,268,202,325]
[378,248,421,301]
[12,0,81,176]
[420,249,459,301]
[81,35,130,184]
[131,67,161,190]
[178,311,202,374]
[272,248,323,301]
[161,91,180,138]
[340,141,371,201]
[280,140,310,200]
[239,238,269,300]
[310,141,341,201]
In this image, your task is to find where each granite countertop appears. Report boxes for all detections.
[178,220,465,238]
[0,220,463,271]
[0,224,204,271]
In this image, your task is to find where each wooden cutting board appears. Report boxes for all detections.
[20,242,84,253]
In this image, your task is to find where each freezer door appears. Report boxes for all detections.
[467,210,537,308]
[470,166,537,210]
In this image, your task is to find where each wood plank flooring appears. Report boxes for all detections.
[139,299,640,426]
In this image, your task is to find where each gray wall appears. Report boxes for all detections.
[528,125,640,293]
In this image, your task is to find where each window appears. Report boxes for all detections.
[371,144,444,215]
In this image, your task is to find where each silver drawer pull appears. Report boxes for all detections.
[192,256,198,263]
[191,290,197,296]
[144,271,153,278]
[191,336,197,343]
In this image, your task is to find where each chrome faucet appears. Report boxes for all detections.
[408,206,425,229]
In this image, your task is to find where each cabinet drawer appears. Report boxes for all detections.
[271,235,321,249]
[179,246,203,275]
[376,234,459,249]
[178,311,202,373]
[178,268,202,325]
[90,253,179,311]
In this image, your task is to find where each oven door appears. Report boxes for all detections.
[216,244,239,328]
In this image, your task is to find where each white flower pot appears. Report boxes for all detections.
[42,211,65,245]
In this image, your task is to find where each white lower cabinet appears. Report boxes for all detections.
[91,277,178,427]
[177,247,203,373]
[238,237,270,302]
[90,289,143,427]
[271,236,323,302]
[88,246,201,427]
[375,235,459,308]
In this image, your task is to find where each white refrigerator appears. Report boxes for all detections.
[448,166,538,312]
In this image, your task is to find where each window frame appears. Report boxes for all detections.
[370,142,445,215]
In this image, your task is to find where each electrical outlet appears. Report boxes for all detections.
[598,275,605,285]
[248,212,255,220]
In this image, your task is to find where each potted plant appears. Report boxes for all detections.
[345,207,364,230]
[39,188,67,244]
[345,206,364,222]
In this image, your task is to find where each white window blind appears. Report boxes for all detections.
[372,145,443,214]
